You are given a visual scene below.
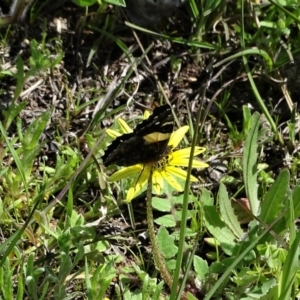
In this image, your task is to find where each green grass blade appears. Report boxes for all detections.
[125,22,216,50]
[213,48,273,70]
[292,185,300,220]
[278,231,300,300]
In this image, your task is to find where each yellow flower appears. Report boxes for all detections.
[106,118,133,137]
[107,123,209,202]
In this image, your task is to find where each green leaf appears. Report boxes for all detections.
[201,187,214,206]
[0,198,3,220]
[186,292,198,300]
[243,105,252,134]
[260,169,289,224]
[58,232,71,252]
[203,204,236,244]
[1,101,26,130]
[71,0,97,7]
[278,231,300,300]
[0,121,30,201]
[58,252,73,283]
[246,278,277,298]
[0,258,13,299]
[152,197,172,212]
[25,254,38,300]
[21,110,51,149]
[142,274,149,297]
[74,243,85,265]
[90,260,116,299]
[292,185,300,219]
[14,111,51,181]
[157,226,178,259]
[243,112,260,216]
[16,274,24,300]
[193,256,209,280]
[105,0,126,6]
[153,281,164,300]
[13,56,25,100]
[155,214,176,227]
[219,183,243,238]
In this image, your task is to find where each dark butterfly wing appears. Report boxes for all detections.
[102,105,173,167]
[133,105,173,136]
[103,135,171,167]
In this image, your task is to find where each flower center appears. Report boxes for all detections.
[151,152,172,171]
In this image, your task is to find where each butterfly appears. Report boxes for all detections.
[102,105,174,167]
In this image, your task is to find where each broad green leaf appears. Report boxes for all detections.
[203,205,236,244]
[243,112,260,216]
[246,278,277,298]
[71,0,97,6]
[201,187,214,206]
[219,183,243,238]
[155,214,176,227]
[157,226,178,259]
[193,256,209,280]
[152,197,172,212]
[186,292,198,300]
[260,169,289,224]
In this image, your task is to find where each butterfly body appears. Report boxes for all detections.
[103,105,174,167]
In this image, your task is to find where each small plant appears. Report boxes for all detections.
[103,105,209,297]
[12,39,64,102]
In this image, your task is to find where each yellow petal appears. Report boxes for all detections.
[152,170,164,194]
[170,158,209,169]
[106,129,122,139]
[108,165,143,182]
[126,167,150,201]
[191,160,209,168]
[165,166,198,182]
[168,126,189,148]
[144,110,151,119]
[160,170,183,191]
[144,132,171,143]
[172,147,206,159]
[117,118,133,134]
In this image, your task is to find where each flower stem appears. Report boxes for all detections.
[146,169,173,290]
